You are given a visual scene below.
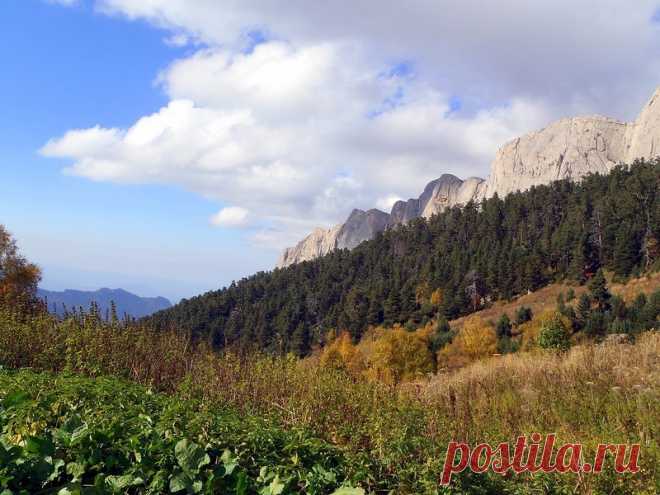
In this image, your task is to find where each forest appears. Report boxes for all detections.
[147,161,660,355]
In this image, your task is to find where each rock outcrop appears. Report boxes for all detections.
[277,224,342,268]
[277,87,660,268]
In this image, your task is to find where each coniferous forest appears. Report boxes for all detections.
[147,161,660,355]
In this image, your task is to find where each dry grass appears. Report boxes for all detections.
[450,271,660,331]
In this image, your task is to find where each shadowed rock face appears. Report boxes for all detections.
[336,209,391,250]
[277,87,660,268]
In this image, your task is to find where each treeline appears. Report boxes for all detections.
[147,161,660,355]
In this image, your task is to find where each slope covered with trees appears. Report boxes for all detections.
[148,161,660,355]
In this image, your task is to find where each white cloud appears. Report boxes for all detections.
[43,1,660,248]
[376,195,404,212]
[210,206,250,227]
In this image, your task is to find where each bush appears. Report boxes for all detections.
[515,306,533,325]
[538,315,571,351]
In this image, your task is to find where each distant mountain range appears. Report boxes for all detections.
[38,288,171,319]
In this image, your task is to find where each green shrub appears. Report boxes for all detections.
[538,315,571,351]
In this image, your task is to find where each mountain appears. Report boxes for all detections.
[148,162,659,355]
[38,288,171,319]
[278,87,660,267]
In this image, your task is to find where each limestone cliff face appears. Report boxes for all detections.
[276,224,341,268]
[478,87,660,200]
[277,87,660,268]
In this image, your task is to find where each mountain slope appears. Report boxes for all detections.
[148,162,659,355]
[38,288,171,319]
[279,86,660,267]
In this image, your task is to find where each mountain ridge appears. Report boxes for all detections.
[38,287,171,319]
[278,87,660,267]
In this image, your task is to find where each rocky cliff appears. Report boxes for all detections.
[277,87,660,268]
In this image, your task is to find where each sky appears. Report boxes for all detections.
[2,0,660,302]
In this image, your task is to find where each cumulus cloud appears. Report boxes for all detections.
[210,206,250,227]
[44,1,660,248]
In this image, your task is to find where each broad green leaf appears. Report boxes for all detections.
[174,439,210,475]
[259,475,284,495]
[2,391,28,409]
[69,425,89,445]
[169,472,192,493]
[106,474,144,492]
[220,449,238,475]
[235,472,248,495]
[66,462,85,481]
[47,458,66,482]
[26,436,55,457]
[331,488,365,495]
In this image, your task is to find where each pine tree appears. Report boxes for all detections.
[576,293,591,328]
[110,300,119,325]
[588,269,611,311]
[290,323,309,357]
[515,306,533,325]
[383,290,401,326]
[612,222,639,277]
[495,313,512,338]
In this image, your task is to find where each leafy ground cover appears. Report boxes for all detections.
[0,369,363,494]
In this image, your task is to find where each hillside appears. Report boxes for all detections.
[147,161,659,355]
[449,271,660,332]
[38,287,171,319]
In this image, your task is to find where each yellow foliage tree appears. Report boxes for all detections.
[438,316,497,369]
[365,326,435,384]
[415,281,432,305]
[430,288,444,308]
[320,331,365,376]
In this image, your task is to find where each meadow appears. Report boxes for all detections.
[1,301,658,494]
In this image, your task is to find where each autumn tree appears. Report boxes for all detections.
[0,225,41,310]
[365,326,434,384]
[438,316,497,369]
[319,331,365,376]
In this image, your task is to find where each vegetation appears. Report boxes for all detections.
[0,369,363,494]
[147,161,660,356]
[1,297,658,493]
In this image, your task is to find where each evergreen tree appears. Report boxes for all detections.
[290,323,310,357]
[612,221,640,277]
[576,293,592,327]
[495,313,512,338]
[588,269,611,311]
[515,306,533,325]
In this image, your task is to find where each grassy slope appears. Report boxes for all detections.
[450,272,660,331]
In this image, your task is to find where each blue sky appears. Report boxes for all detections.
[2,1,659,302]
[1,1,272,301]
